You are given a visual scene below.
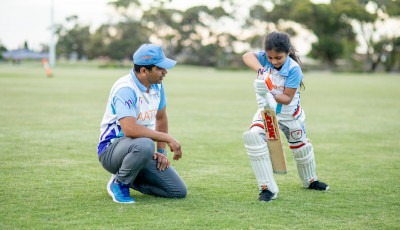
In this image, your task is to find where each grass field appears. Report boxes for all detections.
[0,61,399,229]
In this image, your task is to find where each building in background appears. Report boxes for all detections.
[2,48,48,64]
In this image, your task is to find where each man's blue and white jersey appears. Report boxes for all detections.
[256,51,303,118]
[97,69,166,156]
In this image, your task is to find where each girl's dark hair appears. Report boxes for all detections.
[264,31,305,90]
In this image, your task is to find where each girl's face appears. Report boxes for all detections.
[266,49,289,70]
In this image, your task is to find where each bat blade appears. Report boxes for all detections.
[261,109,287,174]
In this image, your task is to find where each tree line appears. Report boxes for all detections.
[54,0,400,72]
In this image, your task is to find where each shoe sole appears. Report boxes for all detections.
[106,174,115,198]
[259,193,277,202]
[107,174,135,204]
[307,185,329,191]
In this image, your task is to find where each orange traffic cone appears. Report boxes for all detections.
[42,59,52,77]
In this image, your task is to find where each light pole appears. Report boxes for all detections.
[49,0,56,67]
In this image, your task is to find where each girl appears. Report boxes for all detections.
[242,31,329,202]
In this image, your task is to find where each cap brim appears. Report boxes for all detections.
[155,58,177,69]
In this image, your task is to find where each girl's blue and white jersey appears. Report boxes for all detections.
[97,69,166,156]
[257,51,303,119]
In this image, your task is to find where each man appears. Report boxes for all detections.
[97,44,187,204]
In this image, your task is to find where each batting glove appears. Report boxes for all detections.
[254,78,270,95]
[265,92,277,111]
[256,92,277,110]
[256,93,267,109]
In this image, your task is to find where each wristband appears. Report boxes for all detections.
[157,149,168,156]
[257,68,266,76]
[270,91,276,98]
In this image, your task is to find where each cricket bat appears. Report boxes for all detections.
[260,74,287,174]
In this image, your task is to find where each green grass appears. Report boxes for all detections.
[0,61,399,229]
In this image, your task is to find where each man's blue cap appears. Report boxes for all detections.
[133,44,177,69]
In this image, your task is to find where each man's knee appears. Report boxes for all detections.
[126,137,154,162]
[136,137,155,156]
[123,137,154,167]
[171,183,187,198]
[164,170,187,198]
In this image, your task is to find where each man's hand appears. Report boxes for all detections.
[153,153,170,171]
[167,137,182,161]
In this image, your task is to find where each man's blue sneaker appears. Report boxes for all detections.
[107,175,135,204]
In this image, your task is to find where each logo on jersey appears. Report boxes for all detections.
[138,96,143,104]
[137,109,157,121]
[124,100,134,109]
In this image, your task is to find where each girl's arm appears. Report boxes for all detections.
[243,52,297,105]
[242,52,263,72]
[276,87,296,105]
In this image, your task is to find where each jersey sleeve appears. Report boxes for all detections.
[284,66,303,89]
[112,87,137,120]
[256,51,268,67]
[158,83,167,110]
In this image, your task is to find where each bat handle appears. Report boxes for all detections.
[258,68,273,91]
[264,77,273,91]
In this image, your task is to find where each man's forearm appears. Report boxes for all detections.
[127,124,171,143]
[156,113,168,150]
[120,117,171,144]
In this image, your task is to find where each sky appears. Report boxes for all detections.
[2,0,396,54]
[0,0,333,52]
[0,0,224,51]
[0,0,114,50]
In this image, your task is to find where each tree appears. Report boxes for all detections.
[246,0,373,68]
[0,41,7,60]
[24,41,29,49]
[370,37,400,72]
[88,21,150,61]
[107,21,150,60]
[108,0,234,67]
[40,43,49,53]
[247,0,400,71]
[55,15,91,59]
[353,0,400,71]
[86,25,111,59]
[384,37,400,72]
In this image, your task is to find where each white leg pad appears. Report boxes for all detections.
[292,143,317,188]
[243,131,279,194]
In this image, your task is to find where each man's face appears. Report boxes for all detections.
[147,66,167,85]
[267,49,289,70]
